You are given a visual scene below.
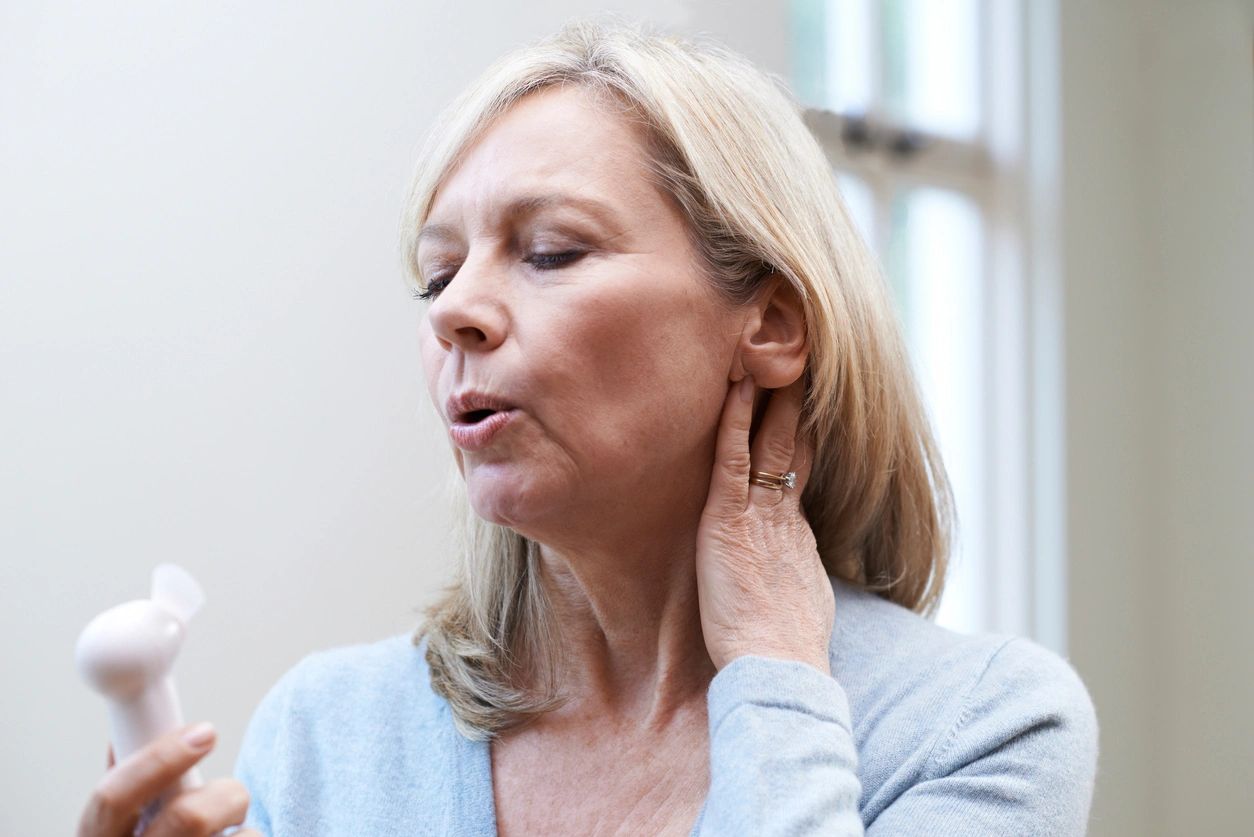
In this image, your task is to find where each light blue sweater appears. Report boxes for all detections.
[234,576,1099,835]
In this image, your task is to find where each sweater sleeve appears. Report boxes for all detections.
[699,654,864,836]
[698,638,1099,836]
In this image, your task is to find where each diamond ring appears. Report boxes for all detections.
[748,470,796,490]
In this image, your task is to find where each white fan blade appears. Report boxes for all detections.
[151,563,206,624]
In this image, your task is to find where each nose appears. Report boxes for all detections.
[425,256,508,354]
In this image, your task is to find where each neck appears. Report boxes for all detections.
[527,510,717,732]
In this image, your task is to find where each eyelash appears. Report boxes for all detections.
[415,250,585,301]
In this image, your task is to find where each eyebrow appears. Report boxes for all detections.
[416,192,622,245]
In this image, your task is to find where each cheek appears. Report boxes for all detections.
[418,323,464,473]
[548,284,732,449]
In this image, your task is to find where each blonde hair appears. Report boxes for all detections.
[400,20,954,741]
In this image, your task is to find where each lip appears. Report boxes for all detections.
[444,389,521,451]
[448,408,519,451]
[445,390,517,423]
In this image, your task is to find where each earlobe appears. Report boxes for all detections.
[736,275,809,389]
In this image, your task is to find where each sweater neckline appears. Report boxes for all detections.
[453,721,707,835]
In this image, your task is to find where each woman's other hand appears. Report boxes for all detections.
[696,375,835,675]
[78,723,258,837]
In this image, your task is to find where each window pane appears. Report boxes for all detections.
[790,0,828,106]
[881,0,981,137]
[789,0,871,113]
[835,170,875,247]
[823,0,872,115]
[888,187,986,634]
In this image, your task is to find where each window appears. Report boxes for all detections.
[792,0,1065,651]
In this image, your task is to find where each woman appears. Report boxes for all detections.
[78,21,1098,837]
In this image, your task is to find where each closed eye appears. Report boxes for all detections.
[415,250,585,302]
[525,250,584,270]
[415,271,455,301]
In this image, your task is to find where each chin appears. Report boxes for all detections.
[464,465,556,532]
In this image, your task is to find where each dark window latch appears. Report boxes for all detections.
[838,113,928,160]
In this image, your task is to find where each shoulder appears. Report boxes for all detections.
[233,633,456,833]
[828,575,1097,745]
[235,632,428,748]
[828,577,1099,826]
[240,632,441,741]
[272,632,432,700]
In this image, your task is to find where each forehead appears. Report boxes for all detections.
[425,85,658,226]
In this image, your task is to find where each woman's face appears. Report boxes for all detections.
[416,86,743,536]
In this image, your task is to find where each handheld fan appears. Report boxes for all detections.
[75,564,207,817]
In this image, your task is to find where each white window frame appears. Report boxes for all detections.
[797,0,1066,652]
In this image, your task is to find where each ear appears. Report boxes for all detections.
[731,274,808,389]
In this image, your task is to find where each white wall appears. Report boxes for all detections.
[0,2,791,833]
[5,0,1252,834]
[1059,0,1254,834]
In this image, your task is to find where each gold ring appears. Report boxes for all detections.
[749,470,796,490]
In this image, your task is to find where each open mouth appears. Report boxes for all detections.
[446,391,518,433]
[457,408,498,425]
[447,406,518,451]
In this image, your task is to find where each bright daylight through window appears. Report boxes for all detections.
[792,0,1061,649]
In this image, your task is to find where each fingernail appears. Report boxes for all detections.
[740,375,755,402]
[182,722,215,750]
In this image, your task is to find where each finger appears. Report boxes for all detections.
[706,376,756,517]
[143,778,250,837]
[791,425,816,498]
[747,376,805,507]
[107,744,115,770]
[80,723,216,837]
